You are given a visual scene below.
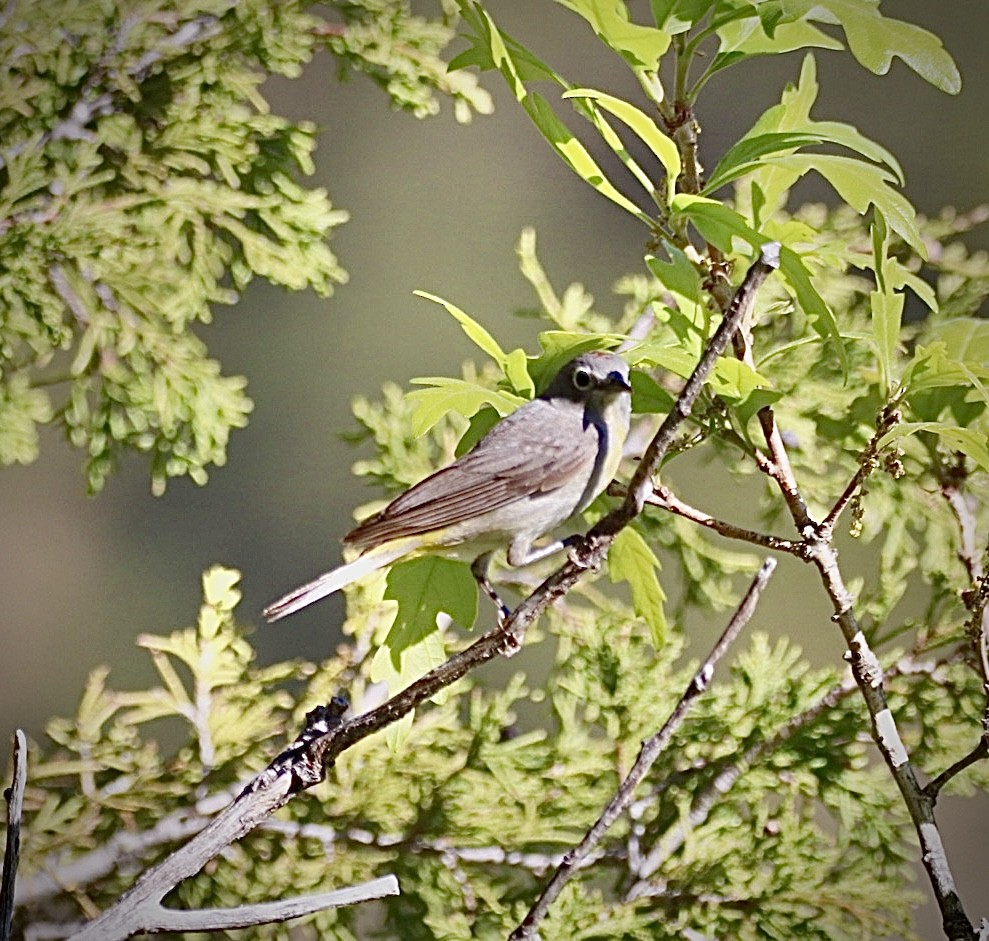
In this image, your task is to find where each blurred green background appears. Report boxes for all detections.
[1,3,986,936]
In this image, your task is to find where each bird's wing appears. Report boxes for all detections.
[344,398,598,549]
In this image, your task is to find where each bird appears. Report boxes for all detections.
[262,350,632,624]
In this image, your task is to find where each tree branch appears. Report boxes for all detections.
[59,246,782,939]
[66,702,397,941]
[643,482,809,557]
[723,331,977,940]
[509,557,778,941]
[820,404,902,537]
[14,789,236,908]
[925,739,989,804]
[1,731,27,941]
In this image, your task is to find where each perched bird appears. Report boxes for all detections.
[263,350,632,623]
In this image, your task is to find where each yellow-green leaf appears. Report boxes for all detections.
[608,526,667,647]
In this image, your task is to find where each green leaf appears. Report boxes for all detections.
[901,321,989,414]
[0,374,52,466]
[877,422,989,473]
[406,377,524,437]
[608,525,667,647]
[562,87,681,195]
[646,243,703,304]
[505,347,536,397]
[925,318,989,364]
[715,15,844,60]
[630,339,771,403]
[709,358,773,404]
[671,193,763,252]
[381,557,478,666]
[650,0,716,34]
[705,121,902,198]
[630,369,675,414]
[735,387,785,432]
[628,340,700,379]
[456,3,653,223]
[869,210,904,396]
[903,342,989,400]
[455,1,548,99]
[772,154,924,255]
[414,290,510,367]
[705,131,830,194]
[530,331,625,391]
[524,92,652,222]
[870,288,905,397]
[908,385,986,427]
[202,566,242,610]
[455,405,502,457]
[806,0,961,93]
[556,0,671,72]
[412,292,534,399]
[669,194,841,356]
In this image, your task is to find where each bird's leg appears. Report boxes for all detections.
[509,537,572,567]
[475,536,584,631]
[471,553,512,625]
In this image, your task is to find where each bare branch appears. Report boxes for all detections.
[509,557,777,941]
[722,325,977,938]
[15,789,234,908]
[609,243,782,529]
[629,665,857,890]
[629,648,957,890]
[644,482,808,556]
[66,701,397,941]
[937,470,989,802]
[943,485,989,705]
[925,740,989,805]
[1,731,28,941]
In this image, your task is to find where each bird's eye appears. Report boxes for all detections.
[572,367,592,390]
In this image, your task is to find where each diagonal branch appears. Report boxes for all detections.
[509,558,777,941]
[627,650,950,893]
[63,245,782,941]
[67,702,396,941]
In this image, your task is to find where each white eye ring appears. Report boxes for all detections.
[572,367,592,390]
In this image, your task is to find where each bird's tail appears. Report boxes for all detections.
[263,541,413,623]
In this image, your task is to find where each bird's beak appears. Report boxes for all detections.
[606,370,632,393]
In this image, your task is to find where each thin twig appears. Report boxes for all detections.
[604,243,782,530]
[628,664,857,890]
[14,788,236,908]
[925,740,989,804]
[944,486,989,711]
[644,483,808,557]
[509,558,777,941]
[1,731,28,941]
[819,404,902,536]
[626,649,950,894]
[940,473,989,798]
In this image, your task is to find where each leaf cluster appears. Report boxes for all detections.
[324,0,493,122]
[0,0,486,494]
[7,567,954,939]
